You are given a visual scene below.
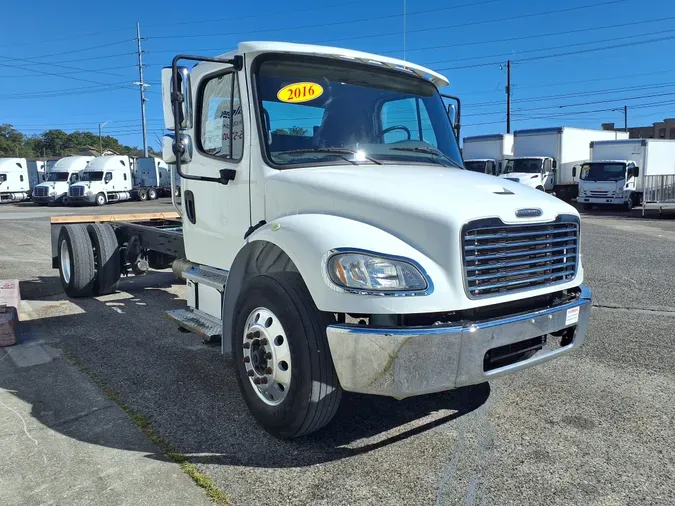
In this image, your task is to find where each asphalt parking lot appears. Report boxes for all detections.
[1,200,674,505]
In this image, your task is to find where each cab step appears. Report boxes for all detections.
[166,308,221,344]
[182,265,229,291]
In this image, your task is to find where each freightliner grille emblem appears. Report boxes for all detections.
[515,208,543,218]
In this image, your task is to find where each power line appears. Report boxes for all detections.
[0,65,139,79]
[147,0,499,40]
[0,53,134,79]
[312,0,629,45]
[378,15,675,56]
[7,52,136,67]
[0,27,134,49]
[14,39,136,60]
[0,60,136,90]
[438,33,675,70]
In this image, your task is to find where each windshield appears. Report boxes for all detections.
[80,171,103,182]
[580,162,626,182]
[254,55,462,168]
[46,172,69,182]
[464,161,487,173]
[505,158,543,174]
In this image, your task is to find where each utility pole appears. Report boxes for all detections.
[99,121,110,155]
[506,60,511,134]
[135,22,148,157]
[623,105,628,132]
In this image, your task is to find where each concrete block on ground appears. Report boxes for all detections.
[0,280,20,347]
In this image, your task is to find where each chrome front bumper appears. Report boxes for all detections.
[326,285,592,399]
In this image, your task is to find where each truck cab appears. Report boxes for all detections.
[50,41,592,439]
[577,160,638,210]
[0,158,30,203]
[33,156,93,205]
[68,155,133,206]
[501,156,556,192]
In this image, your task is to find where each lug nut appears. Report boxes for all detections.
[260,377,268,384]
[246,332,254,340]
[265,367,273,375]
[243,342,250,349]
[253,330,261,338]
[253,377,261,384]
[260,338,268,346]
[243,356,250,363]
[247,370,254,377]
[265,352,272,360]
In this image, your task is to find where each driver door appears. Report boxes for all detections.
[542,158,555,191]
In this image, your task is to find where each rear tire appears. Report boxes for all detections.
[58,224,96,298]
[95,192,106,206]
[87,223,120,296]
[232,272,342,439]
[148,188,158,200]
[138,189,148,201]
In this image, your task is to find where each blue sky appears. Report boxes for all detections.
[2,0,674,150]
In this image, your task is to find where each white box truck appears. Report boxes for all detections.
[33,156,94,205]
[134,156,171,200]
[501,127,629,201]
[47,41,591,439]
[578,139,675,211]
[0,158,31,202]
[462,133,513,175]
[68,155,134,206]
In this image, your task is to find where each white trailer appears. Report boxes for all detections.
[578,139,675,211]
[33,156,94,205]
[68,155,134,206]
[27,160,48,189]
[134,156,171,200]
[501,127,629,201]
[462,133,513,175]
[0,158,31,202]
[48,41,591,439]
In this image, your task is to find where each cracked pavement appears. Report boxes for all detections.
[1,203,674,505]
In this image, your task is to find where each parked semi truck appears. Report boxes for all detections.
[68,155,134,206]
[48,42,591,439]
[33,156,94,205]
[0,157,47,202]
[135,156,171,200]
[501,127,629,201]
[577,139,675,211]
[462,133,513,175]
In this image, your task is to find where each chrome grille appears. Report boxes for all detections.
[34,186,49,197]
[589,191,609,197]
[69,186,84,197]
[462,217,579,298]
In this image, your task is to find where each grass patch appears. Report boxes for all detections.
[55,344,230,505]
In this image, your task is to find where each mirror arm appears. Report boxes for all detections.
[170,54,243,185]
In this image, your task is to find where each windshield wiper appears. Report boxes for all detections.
[389,147,462,169]
[275,148,382,165]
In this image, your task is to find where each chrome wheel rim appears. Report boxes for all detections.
[60,240,71,284]
[242,307,291,406]
[97,195,105,205]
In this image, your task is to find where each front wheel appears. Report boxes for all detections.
[95,193,106,206]
[232,272,342,439]
[624,198,633,212]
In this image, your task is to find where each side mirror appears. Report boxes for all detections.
[552,168,557,173]
[162,66,192,130]
[163,133,193,164]
[572,166,577,178]
[552,160,558,169]
[634,167,640,177]
[441,93,461,142]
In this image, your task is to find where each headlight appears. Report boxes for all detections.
[327,252,428,292]
[86,190,93,196]
[49,189,56,195]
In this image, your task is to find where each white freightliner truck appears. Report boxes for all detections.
[501,127,629,201]
[68,155,135,206]
[33,156,94,205]
[48,42,591,439]
[0,157,45,202]
[462,133,513,175]
[577,139,675,211]
[135,156,172,200]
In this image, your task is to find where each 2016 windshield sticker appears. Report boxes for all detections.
[277,82,323,103]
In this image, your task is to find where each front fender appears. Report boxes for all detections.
[246,214,452,315]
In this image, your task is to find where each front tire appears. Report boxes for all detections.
[87,223,120,296]
[95,192,106,206]
[624,197,633,212]
[232,272,342,439]
[138,189,148,201]
[58,224,96,298]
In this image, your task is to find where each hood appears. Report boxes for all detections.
[265,164,577,268]
[498,172,541,184]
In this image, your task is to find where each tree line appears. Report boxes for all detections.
[0,123,157,158]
